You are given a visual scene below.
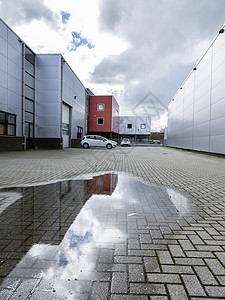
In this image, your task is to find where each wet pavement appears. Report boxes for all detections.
[0,147,225,299]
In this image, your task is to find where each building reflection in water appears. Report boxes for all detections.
[0,173,189,299]
[0,174,118,285]
[87,173,118,195]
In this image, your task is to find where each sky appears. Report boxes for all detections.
[1,0,225,131]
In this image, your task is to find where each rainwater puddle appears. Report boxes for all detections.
[0,173,189,299]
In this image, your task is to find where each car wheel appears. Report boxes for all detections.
[106,143,112,149]
[83,143,89,149]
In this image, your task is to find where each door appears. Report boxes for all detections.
[25,122,34,149]
[62,104,70,148]
[95,136,107,147]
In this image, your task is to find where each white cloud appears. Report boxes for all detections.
[1,0,225,131]
[0,0,59,28]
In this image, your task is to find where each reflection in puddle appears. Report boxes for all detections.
[0,173,189,299]
[0,192,22,214]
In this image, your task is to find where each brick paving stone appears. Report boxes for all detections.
[205,286,225,297]
[91,282,110,300]
[185,251,215,258]
[110,296,148,300]
[174,258,205,266]
[128,238,140,249]
[195,245,223,251]
[215,252,225,266]
[139,233,152,244]
[194,266,218,285]
[216,275,225,285]
[181,275,206,296]
[187,234,205,245]
[143,257,160,273]
[150,297,169,300]
[162,265,194,274]
[111,272,128,294]
[130,283,166,295]
[157,251,173,264]
[167,284,189,300]
[205,258,225,275]
[147,273,181,283]
[179,240,196,251]
[128,264,145,282]
[114,243,127,256]
[97,263,127,272]
[190,298,220,300]
[1,148,225,299]
[114,256,142,264]
[168,245,186,257]
[128,249,155,256]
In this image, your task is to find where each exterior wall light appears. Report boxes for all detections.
[219,28,224,34]
[74,96,77,99]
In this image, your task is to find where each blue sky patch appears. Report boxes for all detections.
[61,11,71,24]
[68,31,95,51]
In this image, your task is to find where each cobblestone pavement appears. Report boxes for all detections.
[0,146,225,299]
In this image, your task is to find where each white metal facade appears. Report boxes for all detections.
[0,19,23,136]
[36,54,86,148]
[36,54,61,140]
[0,18,86,150]
[119,116,151,136]
[167,25,225,155]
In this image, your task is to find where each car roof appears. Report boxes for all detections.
[85,135,106,138]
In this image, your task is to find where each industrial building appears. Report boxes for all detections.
[0,18,86,150]
[88,95,119,139]
[167,24,225,155]
[119,116,151,143]
[0,18,152,151]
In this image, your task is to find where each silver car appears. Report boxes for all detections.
[121,138,131,147]
[81,135,117,149]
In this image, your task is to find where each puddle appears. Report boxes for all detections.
[0,173,189,299]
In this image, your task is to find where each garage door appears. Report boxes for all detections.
[62,104,70,148]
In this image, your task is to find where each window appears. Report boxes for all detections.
[0,111,16,136]
[140,124,146,129]
[25,46,35,64]
[116,122,119,128]
[97,118,104,125]
[97,104,104,111]
[127,124,132,129]
[116,110,119,116]
[96,136,104,140]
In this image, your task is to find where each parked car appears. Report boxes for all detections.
[121,138,131,147]
[81,135,117,149]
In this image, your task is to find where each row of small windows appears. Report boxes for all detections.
[0,111,16,136]
[127,124,146,129]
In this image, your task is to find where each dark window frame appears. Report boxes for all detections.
[127,123,132,129]
[0,111,16,136]
[97,117,104,125]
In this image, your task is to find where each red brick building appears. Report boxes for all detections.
[88,95,119,139]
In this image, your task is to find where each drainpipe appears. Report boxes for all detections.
[20,40,26,150]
